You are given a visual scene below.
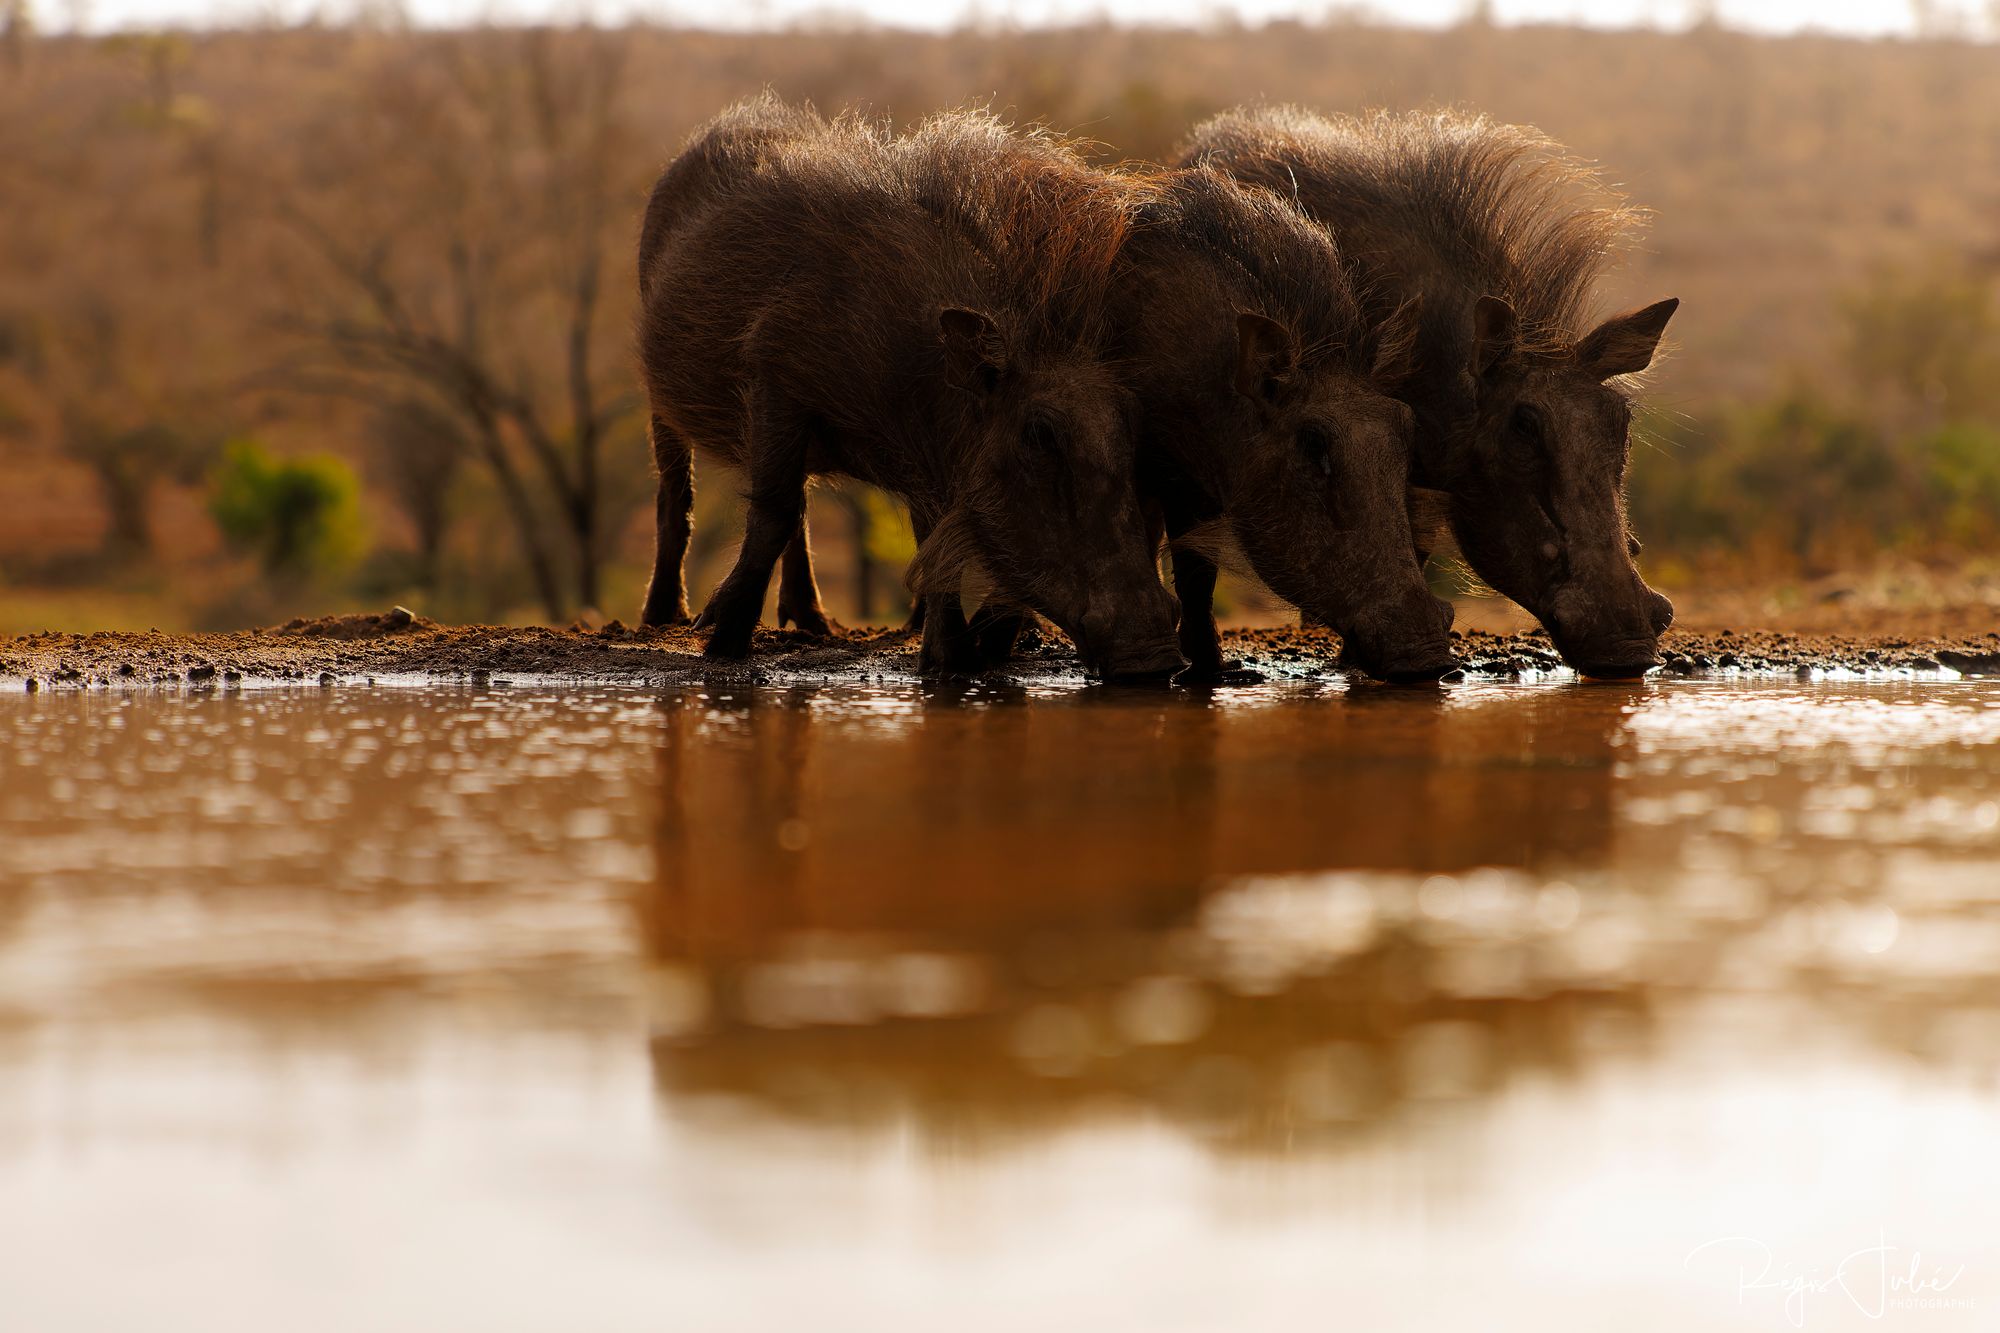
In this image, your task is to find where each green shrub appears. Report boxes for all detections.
[207,438,366,580]
[1915,422,2000,547]
[1627,261,2000,574]
[1629,391,1915,571]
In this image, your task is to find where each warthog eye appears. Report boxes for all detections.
[1022,417,1063,455]
[1509,403,1545,446]
[1508,404,1547,472]
[1296,423,1336,478]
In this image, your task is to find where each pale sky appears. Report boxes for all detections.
[55,0,2000,40]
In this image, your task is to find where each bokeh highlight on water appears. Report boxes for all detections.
[3,678,1997,1330]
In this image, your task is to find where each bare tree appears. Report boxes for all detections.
[269,29,642,620]
[368,395,468,595]
[5,296,218,561]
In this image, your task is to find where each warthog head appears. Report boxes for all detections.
[1223,313,1458,683]
[933,307,1185,680]
[1437,296,1679,679]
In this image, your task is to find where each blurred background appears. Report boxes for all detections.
[5,0,2000,634]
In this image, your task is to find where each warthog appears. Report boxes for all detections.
[636,95,833,637]
[1180,107,1679,677]
[637,101,1184,678]
[1110,165,1458,682]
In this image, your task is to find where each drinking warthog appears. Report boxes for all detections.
[637,102,1184,678]
[1111,165,1458,682]
[1180,108,1679,677]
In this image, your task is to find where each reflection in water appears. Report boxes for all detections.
[3,681,1999,1330]
[639,683,1649,1147]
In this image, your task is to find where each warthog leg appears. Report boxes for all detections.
[919,592,982,677]
[775,518,838,637]
[901,510,931,634]
[1170,544,1260,684]
[702,384,813,659]
[640,414,694,627]
[1171,544,1225,676]
[967,606,1026,667]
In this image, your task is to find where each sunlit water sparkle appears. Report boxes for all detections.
[2,678,1996,1330]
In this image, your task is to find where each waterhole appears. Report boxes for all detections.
[3,678,1997,1330]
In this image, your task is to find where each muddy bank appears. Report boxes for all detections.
[4,607,1999,691]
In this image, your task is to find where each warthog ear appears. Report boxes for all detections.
[1577,297,1679,380]
[939,308,1007,394]
[1470,295,1517,378]
[1371,296,1423,390]
[1234,312,1295,402]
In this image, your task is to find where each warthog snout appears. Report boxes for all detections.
[1570,641,1662,680]
[1071,584,1186,682]
[1099,642,1192,682]
[1547,620,1660,678]
[1546,579,1669,679]
[1339,592,1460,684]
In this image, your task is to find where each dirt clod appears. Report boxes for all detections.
[275,608,433,641]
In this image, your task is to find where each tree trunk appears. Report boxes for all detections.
[93,459,152,559]
[471,421,565,621]
[415,510,445,595]
[572,495,598,613]
[844,491,875,621]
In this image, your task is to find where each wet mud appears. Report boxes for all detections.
[3,606,1997,689]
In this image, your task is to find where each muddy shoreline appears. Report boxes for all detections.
[4,607,1998,691]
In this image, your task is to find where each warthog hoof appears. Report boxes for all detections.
[702,622,755,659]
[777,603,841,638]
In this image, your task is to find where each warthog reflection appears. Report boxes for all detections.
[638,683,1647,1147]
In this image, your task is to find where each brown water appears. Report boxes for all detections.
[3,678,1999,1331]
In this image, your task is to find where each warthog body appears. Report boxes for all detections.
[1180,108,1679,677]
[637,101,1183,677]
[1111,166,1457,682]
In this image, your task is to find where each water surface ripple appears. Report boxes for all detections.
[3,679,1997,1331]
